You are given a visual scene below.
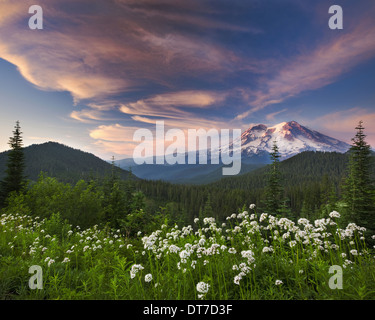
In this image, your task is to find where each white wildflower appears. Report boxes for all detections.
[275,280,283,286]
[234,275,241,285]
[145,274,153,283]
[169,244,181,253]
[329,211,341,218]
[241,250,254,259]
[196,282,210,294]
[179,250,190,259]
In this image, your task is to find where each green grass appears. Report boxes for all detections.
[1,208,375,300]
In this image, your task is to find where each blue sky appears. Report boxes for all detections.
[0,0,374,159]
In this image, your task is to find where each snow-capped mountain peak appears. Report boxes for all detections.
[236,120,350,160]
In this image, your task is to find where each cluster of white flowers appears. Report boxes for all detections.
[329,211,341,218]
[130,264,144,279]
[203,217,215,225]
[196,281,210,297]
[262,246,273,253]
[45,257,55,267]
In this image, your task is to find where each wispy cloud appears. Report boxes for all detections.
[314,107,375,133]
[1,0,374,158]
[266,108,288,121]
[0,0,252,103]
[0,0,255,153]
[310,107,375,146]
[89,123,144,157]
[235,14,375,120]
[120,90,227,119]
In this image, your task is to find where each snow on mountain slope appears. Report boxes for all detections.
[222,121,350,160]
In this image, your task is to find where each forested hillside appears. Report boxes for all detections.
[0,141,374,226]
[136,151,375,223]
[212,151,350,190]
[0,141,133,184]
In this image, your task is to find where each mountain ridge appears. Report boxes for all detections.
[223,120,350,160]
[0,141,133,184]
[119,120,351,183]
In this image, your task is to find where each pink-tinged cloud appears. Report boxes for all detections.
[89,124,139,143]
[119,90,234,135]
[89,121,236,158]
[311,107,375,147]
[70,109,110,124]
[0,0,260,157]
[89,123,170,157]
[120,90,227,119]
[92,140,137,157]
[89,123,144,157]
[0,0,252,104]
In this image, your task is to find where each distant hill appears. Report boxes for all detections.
[0,142,133,184]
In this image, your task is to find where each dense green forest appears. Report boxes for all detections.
[1,124,374,234]
[136,151,375,223]
[1,145,375,229]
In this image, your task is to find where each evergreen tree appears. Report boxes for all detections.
[342,121,375,234]
[102,156,126,229]
[264,140,283,215]
[324,184,338,218]
[124,167,135,215]
[0,121,26,206]
[201,193,213,219]
[300,200,309,219]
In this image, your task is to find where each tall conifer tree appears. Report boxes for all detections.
[0,121,26,206]
[343,121,374,234]
[264,140,283,215]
